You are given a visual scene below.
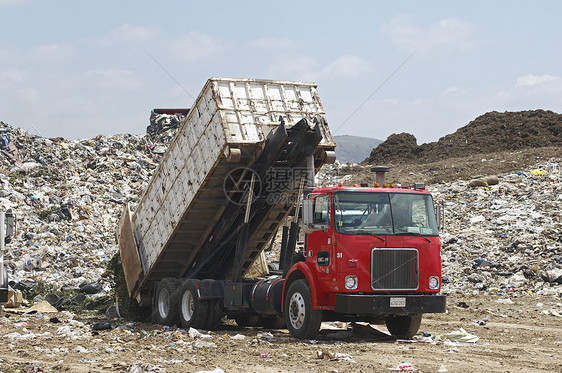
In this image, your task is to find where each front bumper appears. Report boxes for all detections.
[334,294,446,315]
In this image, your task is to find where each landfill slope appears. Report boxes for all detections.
[0,126,158,296]
[361,109,562,184]
[365,109,562,164]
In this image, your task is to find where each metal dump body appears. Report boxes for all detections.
[118,78,335,299]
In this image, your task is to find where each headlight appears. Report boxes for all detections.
[428,276,440,290]
[345,275,358,290]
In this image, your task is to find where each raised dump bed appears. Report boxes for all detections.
[118,78,335,302]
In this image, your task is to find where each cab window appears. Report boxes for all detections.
[313,195,330,227]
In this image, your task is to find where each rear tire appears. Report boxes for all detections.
[204,299,223,330]
[179,280,208,329]
[385,314,422,339]
[154,278,180,326]
[284,280,322,339]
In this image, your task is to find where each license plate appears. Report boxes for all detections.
[390,297,406,307]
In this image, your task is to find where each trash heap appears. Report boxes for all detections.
[0,123,170,303]
[433,161,562,297]
[146,109,187,143]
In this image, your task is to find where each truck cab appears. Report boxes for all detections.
[283,182,446,339]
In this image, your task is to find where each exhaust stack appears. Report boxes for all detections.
[371,166,390,185]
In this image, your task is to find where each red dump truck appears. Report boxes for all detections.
[118,77,445,339]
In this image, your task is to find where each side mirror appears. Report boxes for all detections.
[5,209,16,239]
[302,198,315,233]
[302,195,330,233]
[435,203,444,231]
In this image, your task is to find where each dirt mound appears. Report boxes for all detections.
[364,110,562,165]
[359,110,562,184]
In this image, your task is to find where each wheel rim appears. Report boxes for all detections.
[181,290,194,322]
[157,288,170,318]
[288,291,306,329]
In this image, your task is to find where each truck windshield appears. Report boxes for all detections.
[333,191,438,236]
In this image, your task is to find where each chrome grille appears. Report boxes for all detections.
[371,248,419,290]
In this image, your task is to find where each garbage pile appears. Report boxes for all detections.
[146,109,188,143]
[0,122,170,306]
[433,161,562,297]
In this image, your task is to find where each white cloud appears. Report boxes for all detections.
[250,37,300,50]
[85,68,141,89]
[93,23,159,46]
[0,69,25,83]
[268,55,373,82]
[168,32,229,61]
[267,55,319,79]
[29,43,75,64]
[307,55,373,81]
[515,74,558,87]
[383,15,475,54]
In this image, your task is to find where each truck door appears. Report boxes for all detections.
[307,194,336,293]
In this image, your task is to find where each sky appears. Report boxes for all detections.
[1,1,561,144]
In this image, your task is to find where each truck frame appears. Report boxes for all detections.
[118,78,445,339]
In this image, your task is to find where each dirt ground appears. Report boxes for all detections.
[1,294,561,373]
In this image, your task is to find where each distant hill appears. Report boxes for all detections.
[333,135,382,164]
[363,110,562,165]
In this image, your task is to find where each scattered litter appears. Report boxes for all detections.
[389,362,415,371]
[316,350,354,362]
[441,328,479,344]
[472,317,489,326]
[496,299,515,305]
[541,309,562,317]
[193,340,216,349]
[257,331,275,341]
[189,327,202,339]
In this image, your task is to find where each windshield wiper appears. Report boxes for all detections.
[397,232,432,243]
[352,230,386,242]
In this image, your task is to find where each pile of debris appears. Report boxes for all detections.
[364,109,562,165]
[146,109,188,143]
[0,122,170,309]
[434,161,562,297]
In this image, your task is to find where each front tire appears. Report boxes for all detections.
[179,280,208,329]
[385,314,422,339]
[284,280,322,339]
[154,278,180,326]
